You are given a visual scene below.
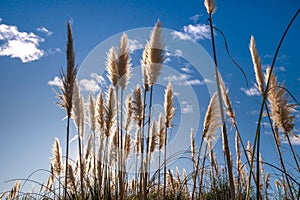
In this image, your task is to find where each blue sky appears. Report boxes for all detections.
[0,0,300,193]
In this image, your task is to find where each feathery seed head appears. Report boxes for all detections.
[147,20,164,86]
[57,21,77,117]
[118,33,131,89]
[203,92,221,143]
[133,84,144,126]
[124,132,132,160]
[265,67,296,134]
[204,0,216,15]
[141,42,150,90]
[190,128,195,159]
[150,121,157,156]
[219,76,235,124]
[250,36,264,94]
[88,93,96,132]
[164,82,175,128]
[97,92,105,130]
[125,94,133,133]
[104,86,117,137]
[106,47,119,88]
[72,80,85,139]
[158,113,165,149]
[51,138,63,177]
[135,129,141,156]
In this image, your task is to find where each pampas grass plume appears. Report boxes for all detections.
[164,82,175,128]
[250,36,264,94]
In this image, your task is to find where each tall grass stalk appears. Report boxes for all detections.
[163,82,175,199]
[55,21,77,200]
[143,19,164,199]
[204,0,235,198]
[72,80,85,199]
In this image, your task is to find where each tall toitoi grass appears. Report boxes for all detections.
[2,1,300,200]
[55,21,77,200]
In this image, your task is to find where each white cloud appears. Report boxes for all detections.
[204,78,214,84]
[36,26,53,36]
[171,31,192,41]
[46,48,61,56]
[79,79,100,93]
[91,73,106,86]
[277,66,286,72]
[128,38,143,52]
[241,86,260,96]
[181,64,191,73]
[164,49,183,63]
[171,24,210,42]
[182,101,193,113]
[163,74,205,86]
[190,14,202,23]
[0,23,44,62]
[282,134,300,145]
[48,76,63,87]
[174,49,182,57]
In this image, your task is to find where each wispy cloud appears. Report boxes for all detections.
[48,76,63,87]
[79,79,100,93]
[282,134,300,146]
[171,24,210,42]
[277,66,286,72]
[240,86,260,96]
[46,48,61,56]
[91,73,106,86]
[180,64,192,73]
[48,73,106,94]
[190,14,202,23]
[164,49,183,63]
[36,26,53,36]
[163,73,212,86]
[182,101,194,113]
[0,22,44,62]
[128,38,143,52]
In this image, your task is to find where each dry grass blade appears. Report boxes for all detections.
[203,92,221,143]
[51,137,63,177]
[250,36,264,95]
[118,33,131,89]
[164,82,175,128]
